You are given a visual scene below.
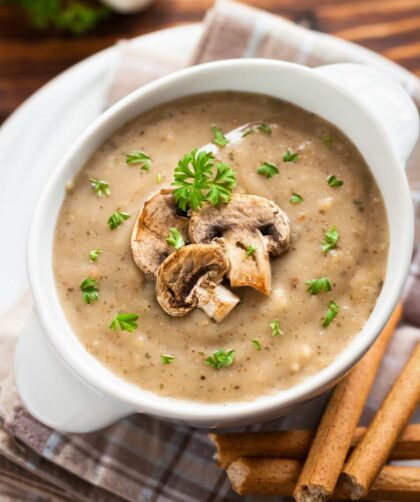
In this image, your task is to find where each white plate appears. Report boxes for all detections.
[0,24,202,315]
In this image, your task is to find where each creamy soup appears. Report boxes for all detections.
[53,92,388,403]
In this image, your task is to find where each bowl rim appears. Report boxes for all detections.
[27,58,413,422]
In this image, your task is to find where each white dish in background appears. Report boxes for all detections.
[15,59,417,432]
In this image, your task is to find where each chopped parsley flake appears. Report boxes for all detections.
[283,150,299,163]
[246,244,256,257]
[257,162,279,179]
[161,354,175,365]
[166,227,185,250]
[289,193,304,204]
[107,211,131,230]
[211,125,229,147]
[321,134,334,148]
[90,178,110,197]
[322,301,340,327]
[80,277,99,304]
[252,339,262,350]
[205,349,235,370]
[257,123,272,134]
[126,151,152,171]
[172,149,236,211]
[328,175,344,187]
[109,312,139,332]
[89,248,102,263]
[270,319,284,337]
[306,277,332,295]
[321,226,339,253]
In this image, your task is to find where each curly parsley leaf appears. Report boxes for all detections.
[90,178,110,197]
[289,193,304,204]
[126,150,152,171]
[283,149,299,163]
[322,301,340,327]
[80,277,99,304]
[306,277,332,295]
[327,175,344,187]
[107,211,131,230]
[257,162,279,179]
[89,248,102,263]
[172,149,236,211]
[109,312,139,333]
[321,226,339,253]
[205,349,235,370]
[211,126,229,147]
[161,354,175,365]
[270,319,284,337]
[166,228,185,250]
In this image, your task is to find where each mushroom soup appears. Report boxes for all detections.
[54,92,388,403]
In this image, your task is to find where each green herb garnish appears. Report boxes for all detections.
[246,244,256,257]
[90,179,110,197]
[205,349,235,370]
[89,248,102,263]
[109,312,139,332]
[306,277,332,295]
[327,175,344,187]
[166,228,185,250]
[161,354,175,365]
[107,211,131,230]
[211,126,229,147]
[242,129,254,137]
[257,123,272,134]
[172,149,236,211]
[252,339,261,350]
[270,319,284,337]
[156,173,163,184]
[289,193,304,204]
[322,301,340,327]
[283,150,299,163]
[126,151,152,171]
[80,277,99,304]
[321,134,334,148]
[321,226,339,253]
[257,162,279,179]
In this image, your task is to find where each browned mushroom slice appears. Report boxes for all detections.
[131,189,189,279]
[188,194,290,295]
[156,244,239,321]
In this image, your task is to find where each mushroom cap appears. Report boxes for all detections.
[156,244,229,317]
[188,194,290,256]
[131,189,189,282]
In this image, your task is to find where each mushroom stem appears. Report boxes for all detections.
[195,284,240,322]
[218,228,272,295]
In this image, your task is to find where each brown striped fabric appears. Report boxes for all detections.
[0,1,419,500]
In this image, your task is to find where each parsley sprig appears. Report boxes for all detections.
[205,349,235,370]
[90,179,110,197]
[323,301,340,327]
[283,150,299,162]
[270,319,284,337]
[246,244,256,257]
[321,226,339,253]
[328,175,344,187]
[126,151,152,171]
[289,193,304,204]
[89,248,102,263]
[172,149,236,211]
[108,211,131,230]
[80,277,99,304]
[306,277,331,295]
[166,228,185,250]
[211,126,229,147]
[109,313,139,332]
[161,354,175,365]
[252,339,262,350]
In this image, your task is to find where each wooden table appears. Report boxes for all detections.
[1,0,419,123]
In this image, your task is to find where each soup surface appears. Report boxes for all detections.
[54,92,388,403]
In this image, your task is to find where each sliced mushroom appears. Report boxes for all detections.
[156,244,239,321]
[131,190,240,321]
[189,194,290,295]
[131,189,189,281]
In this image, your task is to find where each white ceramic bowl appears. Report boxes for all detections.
[15,60,418,432]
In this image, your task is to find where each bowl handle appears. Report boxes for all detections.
[314,63,419,165]
[14,310,136,433]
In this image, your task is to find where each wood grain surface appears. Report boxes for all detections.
[0,0,419,123]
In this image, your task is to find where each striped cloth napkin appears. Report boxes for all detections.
[0,1,419,500]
